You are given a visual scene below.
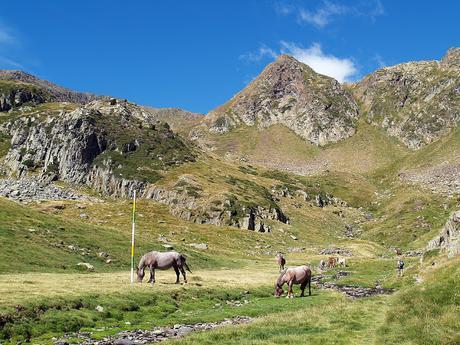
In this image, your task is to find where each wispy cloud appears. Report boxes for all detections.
[277,0,384,28]
[372,53,387,68]
[0,21,23,69]
[239,44,277,62]
[0,56,23,69]
[299,1,348,28]
[281,42,358,82]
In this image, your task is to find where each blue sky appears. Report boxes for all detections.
[0,1,459,113]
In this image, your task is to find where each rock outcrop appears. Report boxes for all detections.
[0,70,102,106]
[352,48,460,149]
[427,210,460,258]
[205,55,359,146]
[143,180,289,231]
[0,99,195,197]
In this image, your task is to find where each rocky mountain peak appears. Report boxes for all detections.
[351,47,460,149]
[441,47,460,68]
[206,55,359,146]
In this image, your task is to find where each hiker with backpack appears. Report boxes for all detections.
[397,258,405,277]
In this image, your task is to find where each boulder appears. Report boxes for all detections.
[77,262,94,271]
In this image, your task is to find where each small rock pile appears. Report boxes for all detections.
[55,316,253,345]
[319,247,353,256]
[318,282,394,299]
[0,178,91,201]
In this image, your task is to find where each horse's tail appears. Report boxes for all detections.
[180,254,192,273]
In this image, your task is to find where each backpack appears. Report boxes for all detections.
[398,260,405,269]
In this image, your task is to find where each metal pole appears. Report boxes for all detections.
[130,190,136,283]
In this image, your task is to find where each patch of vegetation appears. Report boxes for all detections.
[0,132,11,158]
[376,258,460,345]
[91,114,195,184]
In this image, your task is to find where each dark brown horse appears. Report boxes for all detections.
[274,265,312,298]
[137,251,191,284]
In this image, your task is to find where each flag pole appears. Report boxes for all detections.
[130,190,137,284]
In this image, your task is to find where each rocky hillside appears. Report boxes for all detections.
[0,70,101,110]
[352,48,460,149]
[0,99,195,196]
[427,210,460,258]
[143,106,203,131]
[205,54,359,146]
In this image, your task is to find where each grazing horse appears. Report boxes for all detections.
[337,257,347,267]
[274,265,312,298]
[137,251,191,284]
[318,259,326,270]
[276,253,286,272]
[328,256,338,268]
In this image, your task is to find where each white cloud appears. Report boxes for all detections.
[280,42,358,82]
[299,1,348,28]
[277,0,384,28]
[239,44,277,62]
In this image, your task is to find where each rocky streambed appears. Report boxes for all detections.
[55,316,254,345]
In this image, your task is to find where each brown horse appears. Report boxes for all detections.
[274,265,312,298]
[276,253,286,272]
[328,256,338,268]
[137,251,191,284]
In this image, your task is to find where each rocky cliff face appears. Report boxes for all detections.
[352,48,460,149]
[0,99,195,196]
[427,210,460,258]
[0,70,102,106]
[206,55,359,146]
[0,80,49,111]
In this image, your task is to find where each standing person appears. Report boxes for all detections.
[397,258,405,277]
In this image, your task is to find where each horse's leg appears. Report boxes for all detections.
[148,265,154,284]
[173,265,180,284]
[180,266,187,283]
[151,267,156,284]
[287,281,294,298]
[308,278,311,296]
[300,281,307,297]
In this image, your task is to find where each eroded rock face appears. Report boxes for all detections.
[427,210,460,258]
[352,48,460,149]
[206,55,359,146]
[0,87,47,111]
[1,100,194,197]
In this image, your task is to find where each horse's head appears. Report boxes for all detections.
[137,265,145,283]
[274,282,284,297]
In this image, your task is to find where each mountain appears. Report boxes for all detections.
[205,54,359,146]
[143,106,203,131]
[1,99,195,196]
[0,70,103,110]
[351,48,460,149]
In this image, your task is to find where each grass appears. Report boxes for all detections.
[171,295,389,345]
[0,262,396,345]
[376,256,460,345]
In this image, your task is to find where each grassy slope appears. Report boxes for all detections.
[376,256,460,345]
[204,120,408,175]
